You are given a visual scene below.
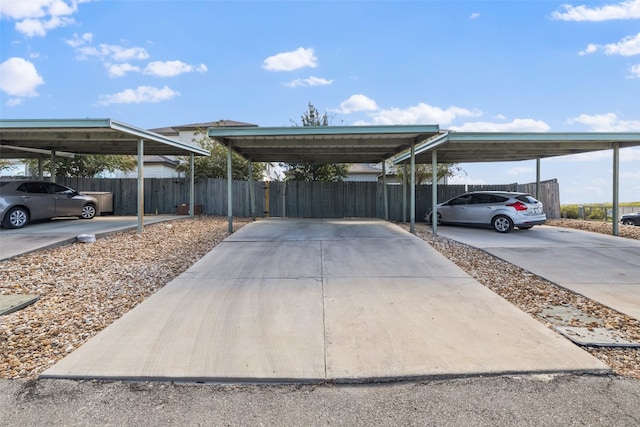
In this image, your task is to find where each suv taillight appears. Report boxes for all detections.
[507,201,528,211]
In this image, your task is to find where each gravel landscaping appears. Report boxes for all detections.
[0,216,638,381]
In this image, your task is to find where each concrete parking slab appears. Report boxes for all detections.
[432,224,640,321]
[41,219,607,383]
[0,215,182,260]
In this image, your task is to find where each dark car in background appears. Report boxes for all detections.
[621,212,640,226]
[0,180,98,229]
[427,191,547,233]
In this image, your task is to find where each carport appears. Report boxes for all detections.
[208,125,441,233]
[209,126,640,236]
[0,119,209,232]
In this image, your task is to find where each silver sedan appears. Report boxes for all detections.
[0,180,98,229]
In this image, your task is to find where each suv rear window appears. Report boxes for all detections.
[515,194,538,204]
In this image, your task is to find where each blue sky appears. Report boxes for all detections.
[1,0,639,203]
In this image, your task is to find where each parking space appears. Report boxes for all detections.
[432,224,640,321]
[40,219,607,383]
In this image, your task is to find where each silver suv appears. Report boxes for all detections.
[427,191,547,233]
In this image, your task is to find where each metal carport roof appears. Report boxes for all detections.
[0,118,209,158]
[208,125,440,163]
[0,118,209,232]
[393,131,640,164]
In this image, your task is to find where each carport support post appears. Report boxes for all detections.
[402,163,407,223]
[227,142,233,234]
[382,160,389,220]
[432,150,438,236]
[613,142,620,236]
[189,153,195,218]
[248,160,256,220]
[49,151,56,182]
[410,142,416,234]
[536,158,541,200]
[137,139,144,233]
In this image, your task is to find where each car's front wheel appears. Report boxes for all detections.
[492,215,514,233]
[3,206,29,229]
[80,204,97,219]
[622,219,636,226]
[430,212,443,225]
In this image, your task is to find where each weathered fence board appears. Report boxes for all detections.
[57,177,561,220]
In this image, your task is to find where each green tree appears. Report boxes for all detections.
[395,162,465,185]
[283,102,350,182]
[177,127,267,180]
[26,155,136,177]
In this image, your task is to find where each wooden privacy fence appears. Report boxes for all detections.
[57,177,561,220]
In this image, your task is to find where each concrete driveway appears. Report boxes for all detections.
[41,218,606,383]
[0,215,181,261]
[432,224,640,321]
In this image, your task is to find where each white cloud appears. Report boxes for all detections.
[0,0,89,37]
[604,32,640,56]
[567,112,640,131]
[263,47,317,71]
[630,64,640,77]
[0,57,45,98]
[332,94,379,114]
[551,0,640,21]
[66,32,92,48]
[579,32,640,56]
[285,76,333,88]
[105,63,140,78]
[67,35,206,78]
[469,12,480,19]
[507,167,534,176]
[579,43,598,55]
[77,44,150,62]
[451,118,551,132]
[363,102,482,125]
[67,34,149,62]
[143,60,208,77]
[98,85,179,105]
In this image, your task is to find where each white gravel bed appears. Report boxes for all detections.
[1,216,638,381]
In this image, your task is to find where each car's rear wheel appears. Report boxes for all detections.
[622,219,636,226]
[80,204,97,219]
[3,207,29,229]
[492,215,514,233]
